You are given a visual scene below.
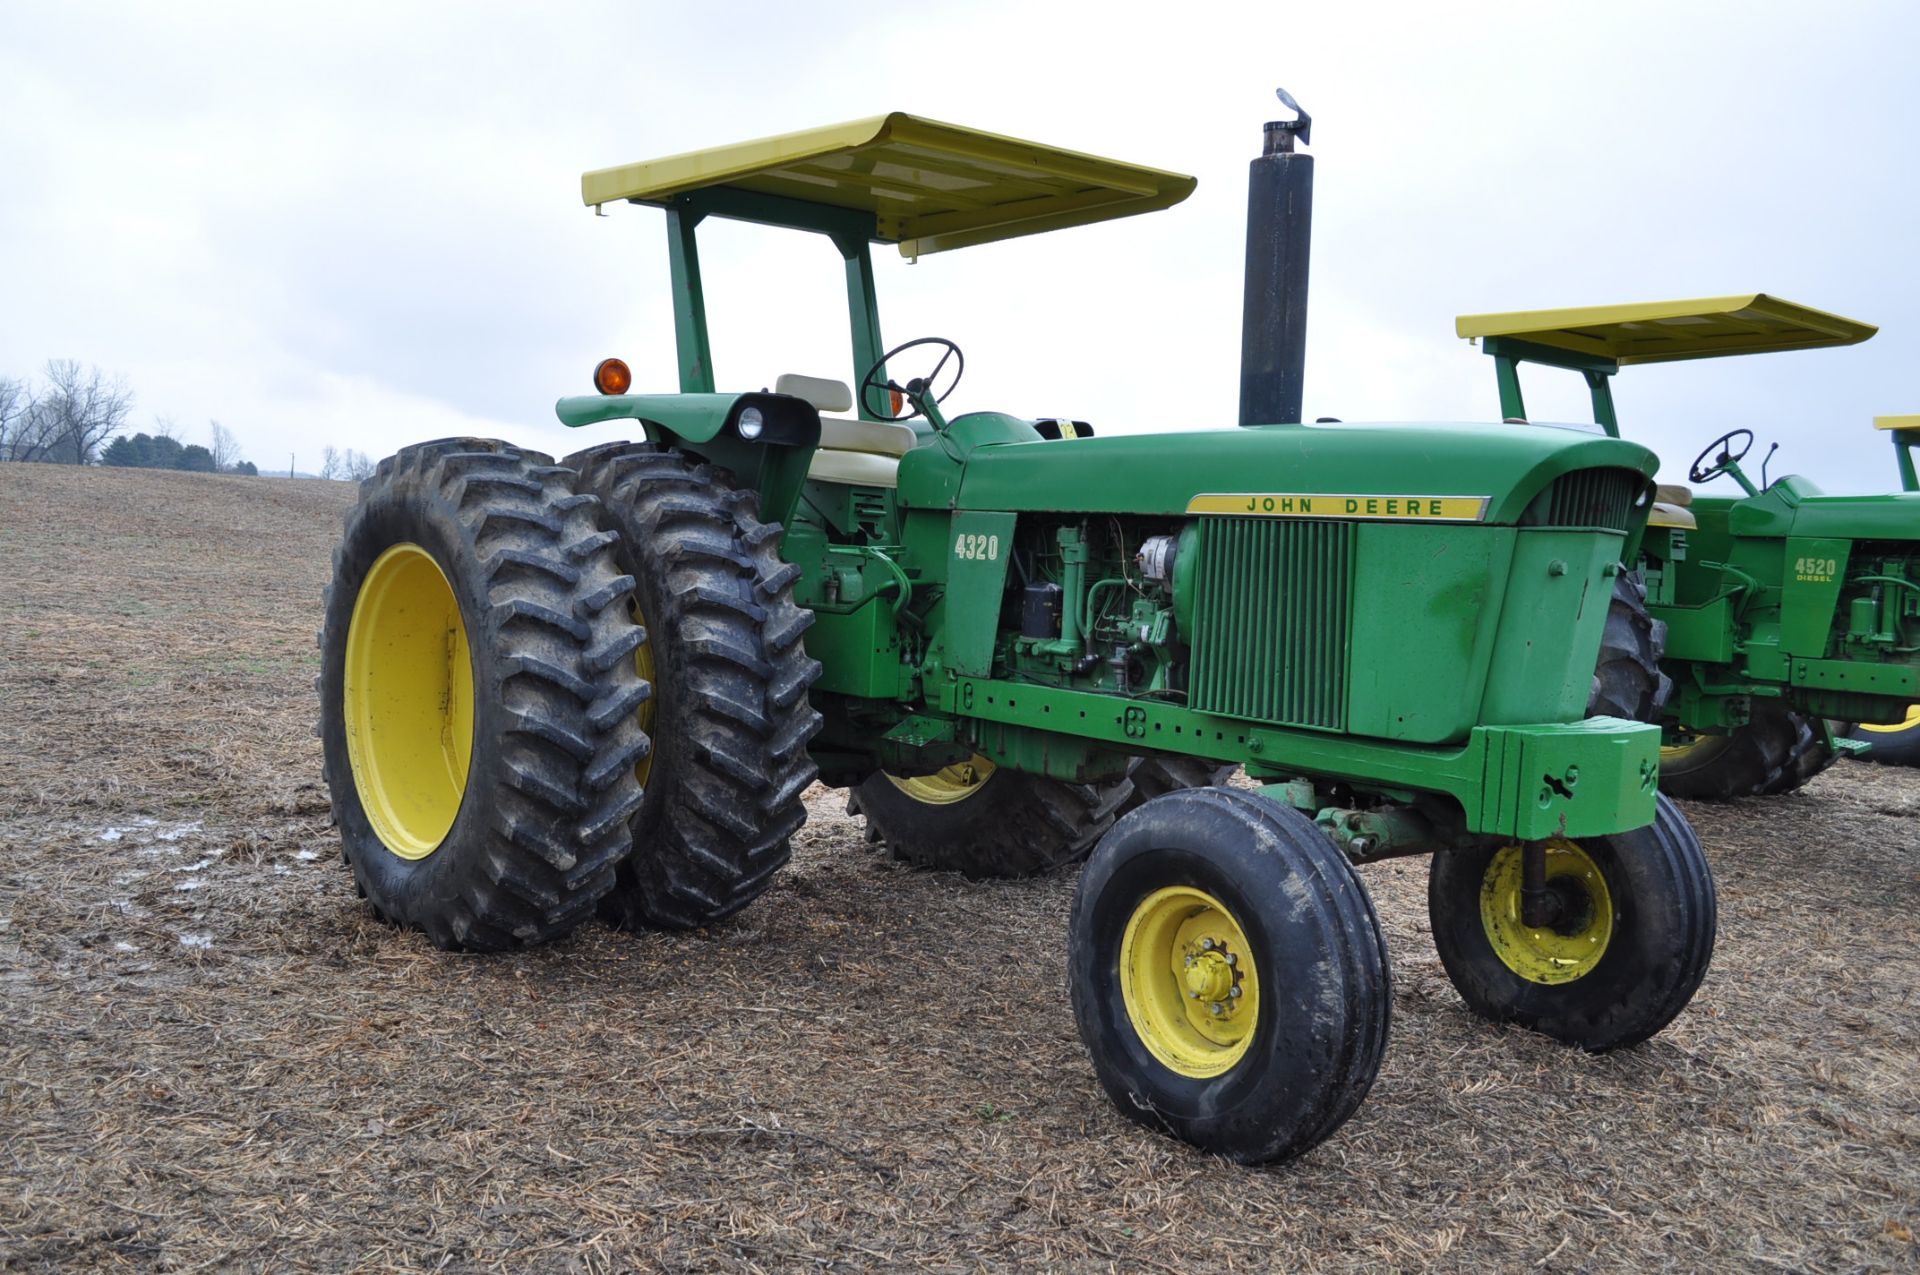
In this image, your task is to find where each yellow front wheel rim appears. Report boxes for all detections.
[1858,706,1920,735]
[1120,886,1260,1079]
[884,754,995,805]
[343,543,474,860]
[1480,840,1613,984]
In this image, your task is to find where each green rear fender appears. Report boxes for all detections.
[554,391,822,524]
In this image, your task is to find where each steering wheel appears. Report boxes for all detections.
[1688,428,1755,484]
[860,337,964,422]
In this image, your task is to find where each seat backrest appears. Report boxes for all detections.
[776,373,853,414]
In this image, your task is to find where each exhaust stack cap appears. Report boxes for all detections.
[1263,87,1312,154]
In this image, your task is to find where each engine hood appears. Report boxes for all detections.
[923,422,1659,525]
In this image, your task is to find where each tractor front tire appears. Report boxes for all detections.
[1659,702,1834,800]
[1069,788,1390,1164]
[318,438,649,951]
[1588,571,1670,721]
[1427,793,1715,1051]
[565,441,823,931]
[850,756,1132,878]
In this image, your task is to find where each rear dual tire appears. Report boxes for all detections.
[318,439,649,951]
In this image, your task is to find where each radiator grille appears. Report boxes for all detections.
[1527,467,1643,532]
[1188,518,1352,730]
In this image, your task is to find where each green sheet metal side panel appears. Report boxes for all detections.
[1481,532,1624,726]
[943,511,1017,677]
[1780,537,1853,657]
[1346,525,1511,744]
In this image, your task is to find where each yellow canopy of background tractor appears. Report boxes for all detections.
[580,112,1198,257]
[1455,294,1876,366]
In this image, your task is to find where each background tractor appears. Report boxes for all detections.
[319,108,1717,1165]
[1458,298,1920,796]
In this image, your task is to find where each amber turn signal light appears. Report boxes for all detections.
[594,358,632,396]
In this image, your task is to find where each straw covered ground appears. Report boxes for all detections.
[1,462,1916,1273]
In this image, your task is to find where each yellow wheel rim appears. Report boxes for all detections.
[1858,705,1920,734]
[630,598,656,787]
[884,754,995,805]
[1479,840,1613,985]
[343,543,474,860]
[1660,733,1726,762]
[1120,886,1260,1079]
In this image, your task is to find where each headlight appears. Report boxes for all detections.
[737,406,765,440]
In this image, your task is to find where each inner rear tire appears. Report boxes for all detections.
[850,760,1132,878]
[1070,788,1390,1164]
[565,441,823,931]
[1113,756,1240,820]
[318,438,649,951]
[1428,793,1715,1051]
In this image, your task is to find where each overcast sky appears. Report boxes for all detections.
[4,0,1916,491]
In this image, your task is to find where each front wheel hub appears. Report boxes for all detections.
[1121,886,1261,1078]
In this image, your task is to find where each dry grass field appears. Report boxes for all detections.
[2,462,1917,1273]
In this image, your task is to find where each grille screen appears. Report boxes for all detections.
[1188,518,1352,730]
[1528,468,1643,532]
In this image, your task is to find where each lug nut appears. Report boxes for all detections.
[1229,987,1242,999]
[1225,953,1237,967]
[1187,990,1199,999]
[1209,1003,1225,1016]
[1200,938,1215,951]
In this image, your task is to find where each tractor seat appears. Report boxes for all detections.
[776,374,917,488]
[1649,483,1696,529]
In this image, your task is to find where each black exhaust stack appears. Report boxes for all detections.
[1238,88,1313,427]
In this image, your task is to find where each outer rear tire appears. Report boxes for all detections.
[1428,793,1715,1051]
[565,441,823,931]
[1069,788,1390,1164]
[850,762,1132,878]
[318,438,649,952]
[1660,702,1833,800]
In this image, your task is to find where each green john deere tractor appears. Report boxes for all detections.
[1459,296,1920,796]
[319,112,1717,1165]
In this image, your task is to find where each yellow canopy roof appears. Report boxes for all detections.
[1455,295,1876,365]
[1876,415,1920,432]
[581,112,1197,257]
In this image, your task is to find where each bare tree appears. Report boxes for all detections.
[35,359,133,464]
[318,446,342,480]
[208,421,241,472]
[344,449,375,481]
[0,377,30,461]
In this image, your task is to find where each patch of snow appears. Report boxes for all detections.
[295,849,320,861]
[99,818,200,845]
[172,858,214,873]
[177,932,214,950]
[173,879,207,892]
[114,941,139,953]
